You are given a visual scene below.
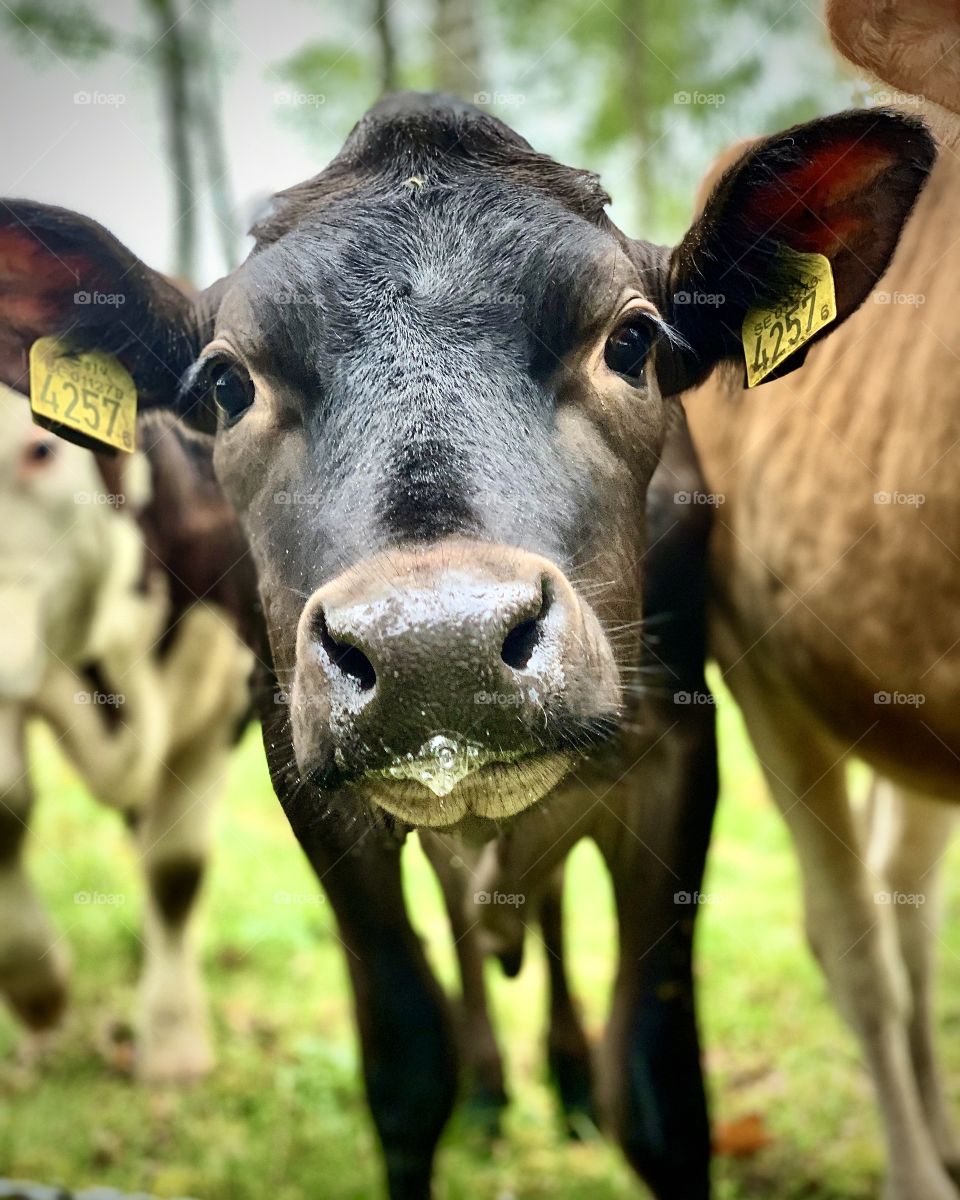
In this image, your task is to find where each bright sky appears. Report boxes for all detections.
[0,0,859,284]
[0,0,363,280]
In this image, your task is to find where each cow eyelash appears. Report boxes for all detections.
[190,352,238,392]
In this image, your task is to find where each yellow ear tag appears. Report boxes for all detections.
[741,249,836,387]
[29,337,137,452]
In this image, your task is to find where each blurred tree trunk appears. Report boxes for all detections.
[146,0,197,279]
[621,0,652,230]
[374,0,398,94]
[432,0,481,98]
[191,2,239,270]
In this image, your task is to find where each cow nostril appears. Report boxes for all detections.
[314,611,377,691]
[501,578,552,671]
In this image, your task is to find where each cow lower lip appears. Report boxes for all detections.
[352,750,576,828]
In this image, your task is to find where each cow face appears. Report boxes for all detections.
[0,97,935,830]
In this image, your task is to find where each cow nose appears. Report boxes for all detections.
[306,570,553,722]
[290,541,620,790]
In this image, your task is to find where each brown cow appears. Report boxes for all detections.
[684,2,960,1197]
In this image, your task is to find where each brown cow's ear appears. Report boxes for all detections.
[658,109,936,395]
[828,0,960,118]
[0,200,203,415]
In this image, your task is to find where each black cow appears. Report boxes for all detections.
[0,94,933,1197]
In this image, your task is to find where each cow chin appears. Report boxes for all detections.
[354,749,577,829]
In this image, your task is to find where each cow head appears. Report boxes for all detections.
[0,95,935,830]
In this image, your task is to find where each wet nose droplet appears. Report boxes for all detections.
[376,734,527,798]
[435,741,456,770]
[412,735,474,796]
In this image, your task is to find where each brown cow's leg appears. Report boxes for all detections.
[731,674,957,1200]
[538,865,597,1138]
[418,829,508,1131]
[292,814,458,1200]
[0,703,69,1031]
[866,779,960,1180]
[593,706,716,1200]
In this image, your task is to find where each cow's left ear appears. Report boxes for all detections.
[0,200,200,409]
[658,109,936,395]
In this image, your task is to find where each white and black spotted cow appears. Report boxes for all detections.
[0,383,253,1081]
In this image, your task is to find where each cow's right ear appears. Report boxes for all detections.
[828,0,960,118]
[0,200,209,426]
[657,109,936,394]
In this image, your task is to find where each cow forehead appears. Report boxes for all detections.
[216,189,639,384]
[210,96,658,386]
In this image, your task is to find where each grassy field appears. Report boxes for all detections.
[2,677,959,1199]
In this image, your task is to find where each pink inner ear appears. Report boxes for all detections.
[0,230,86,333]
[745,138,899,256]
[0,293,63,331]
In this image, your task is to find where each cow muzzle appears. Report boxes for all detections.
[290,538,621,827]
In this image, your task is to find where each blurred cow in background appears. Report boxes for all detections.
[0,382,253,1081]
[684,1,960,1196]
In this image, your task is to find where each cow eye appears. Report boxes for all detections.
[213,363,255,426]
[604,319,653,381]
[24,439,56,467]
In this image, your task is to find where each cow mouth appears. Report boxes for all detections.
[351,742,577,828]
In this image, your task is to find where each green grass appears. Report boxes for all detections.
[2,677,959,1198]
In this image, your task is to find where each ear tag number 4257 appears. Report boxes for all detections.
[29,337,137,453]
[741,250,837,387]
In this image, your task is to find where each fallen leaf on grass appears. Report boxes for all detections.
[712,1113,773,1157]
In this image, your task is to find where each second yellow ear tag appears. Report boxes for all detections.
[742,249,836,387]
[29,337,137,452]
